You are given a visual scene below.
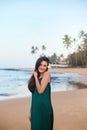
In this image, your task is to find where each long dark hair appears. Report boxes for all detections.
[28,56,49,93]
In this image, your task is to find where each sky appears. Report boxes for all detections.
[0,0,87,68]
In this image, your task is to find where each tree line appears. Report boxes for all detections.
[31,30,87,67]
[63,30,87,67]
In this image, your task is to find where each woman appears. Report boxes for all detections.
[28,56,53,130]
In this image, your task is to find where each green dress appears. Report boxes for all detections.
[31,78,53,130]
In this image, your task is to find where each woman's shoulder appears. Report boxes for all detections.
[44,71,50,77]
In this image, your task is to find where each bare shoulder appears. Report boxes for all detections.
[43,71,50,78]
[42,71,51,83]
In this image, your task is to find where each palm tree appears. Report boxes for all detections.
[40,45,46,56]
[62,34,72,65]
[63,34,72,49]
[31,46,38,54]
[42,45,46,50]
[78,30,87,66]
[31,45,46,57]
[60,54,64,60]
[73,38,78,66]
[83,33,87,51]
[83,33,87,65]
[78,30,85,38]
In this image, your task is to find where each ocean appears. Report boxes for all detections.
[0,68,83,100]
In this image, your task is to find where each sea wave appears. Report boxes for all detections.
[0,69,86,100]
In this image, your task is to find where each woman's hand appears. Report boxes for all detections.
[33,71,38,79]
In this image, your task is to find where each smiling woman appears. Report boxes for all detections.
[28,56,54,130]
[28,56,49,93]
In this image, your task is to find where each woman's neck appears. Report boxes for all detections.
[39,73,44,78]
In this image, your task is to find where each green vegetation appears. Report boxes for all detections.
[31,30,87,67]
[63,30,87,67]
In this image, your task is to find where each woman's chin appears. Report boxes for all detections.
[39,70,45,74]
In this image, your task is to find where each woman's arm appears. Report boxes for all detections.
[34,71,50,94]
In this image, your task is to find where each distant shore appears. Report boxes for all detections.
[21,67,87,75]
[49,67,87,75]
[2,67,87,75]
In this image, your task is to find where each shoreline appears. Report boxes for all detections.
[0,67,87,101]
[21,67,87,84]
[21,67,87,74]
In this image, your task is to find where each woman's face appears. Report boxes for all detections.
[38,61,48,73]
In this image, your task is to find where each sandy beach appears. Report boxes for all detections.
[0,90,87,130]
[0,68,87,130]
[22,67,87,75]
[49,67,87,75]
